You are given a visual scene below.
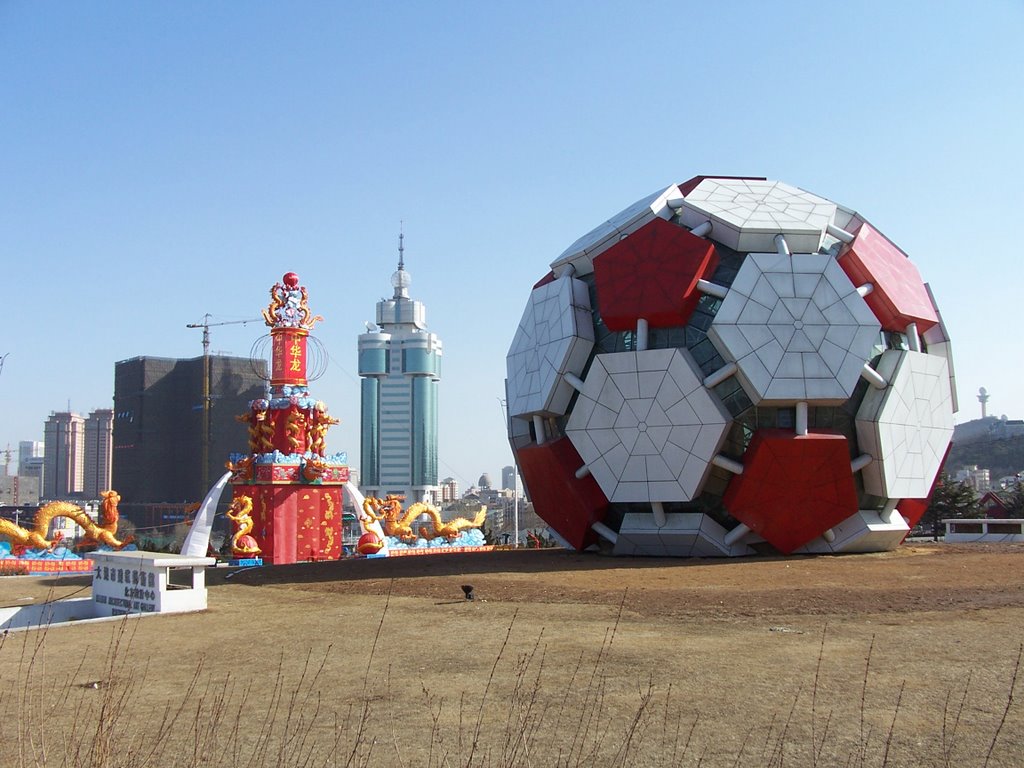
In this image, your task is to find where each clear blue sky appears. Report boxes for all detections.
[2,2,1022,489]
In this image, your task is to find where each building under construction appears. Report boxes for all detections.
[112,355,266,527]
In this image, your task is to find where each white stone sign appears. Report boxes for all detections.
[88,551,215,617]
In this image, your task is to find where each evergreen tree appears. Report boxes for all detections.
[922,472,979,540]
[1004,483,1024,518]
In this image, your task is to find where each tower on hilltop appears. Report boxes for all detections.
[358,233,442,504]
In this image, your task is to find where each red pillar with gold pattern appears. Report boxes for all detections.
[228,272,349,564]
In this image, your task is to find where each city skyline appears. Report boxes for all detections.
[2,3,1022,494]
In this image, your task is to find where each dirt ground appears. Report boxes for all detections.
[2,543,1024,767]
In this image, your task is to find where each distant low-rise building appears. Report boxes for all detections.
[18,441,44,487]
[979,490,1011,517]
[440,477,459,504]
[0,474,40,506]
[955,465,991,493]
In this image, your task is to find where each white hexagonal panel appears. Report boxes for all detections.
[506,274,594,419]
[708,252,881,404]
[551,184,683,278]
[796,510,910,554]
[679,178,837,253]
[613,512,753,557]
[565,348,730,503]
[856,349,954,499]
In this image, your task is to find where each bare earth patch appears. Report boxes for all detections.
[2,542,1023,767]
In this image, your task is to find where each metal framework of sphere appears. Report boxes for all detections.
[250,334,329,383]
[504,176,956,557]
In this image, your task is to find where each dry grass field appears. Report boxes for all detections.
[2,542,1024,767]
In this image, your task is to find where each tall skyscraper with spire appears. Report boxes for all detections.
[358,234,443,504]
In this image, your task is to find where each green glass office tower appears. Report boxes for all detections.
[358,236,442,504]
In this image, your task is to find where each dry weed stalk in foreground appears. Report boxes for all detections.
[1,586,1022,767]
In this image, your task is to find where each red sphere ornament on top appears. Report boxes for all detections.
[283,272,300,289]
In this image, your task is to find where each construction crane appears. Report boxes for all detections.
[186,314,261,356]
[1,356,10,477]
[186,315,261,493]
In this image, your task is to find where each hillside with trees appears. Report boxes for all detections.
[946,435,1024,481]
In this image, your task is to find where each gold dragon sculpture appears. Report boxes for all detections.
[226,454,255,482]
[307,403,339,457]
[361,495,487,544]
[285,409,306,454]
[0,490,133,551]
[301,456,327,482]
[226,495,261,557]
[418,505,488,542]
[261,280,323,330]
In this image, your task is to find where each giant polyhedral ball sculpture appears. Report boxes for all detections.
[505,176,956,556]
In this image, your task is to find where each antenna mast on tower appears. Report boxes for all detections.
[398,221,405,271]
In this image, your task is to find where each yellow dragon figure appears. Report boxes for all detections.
[226,496,261,557]
[301,456,326,482]
[296,286,324,330]
[82,491,134,549]
[307,418,327,457]
[0,490,132,551]
[360,495,487,543]
[307,402,339,457]
[237,411,260,454]
[258,411,275,453]
[285,409,306,454]
[323,492,335,554]
[261,283,285,326]
[226,455,254,482]
[418,505,488,541]
[0,513,57,550]
[261,279,323,330]
[361,495,419,543]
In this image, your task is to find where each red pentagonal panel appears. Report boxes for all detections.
[896,498,928,530]
[722,430,859,554]
[515,437,609,551]
[593,218,718,332]
[533,270,556,289]
[837,221,938,333]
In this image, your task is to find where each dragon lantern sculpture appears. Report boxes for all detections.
[361,495,487,544]
[226,495,261,558]
[261,273,323,330]
[0,490,133,551]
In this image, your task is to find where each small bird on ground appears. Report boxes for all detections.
[461,584,475,601]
